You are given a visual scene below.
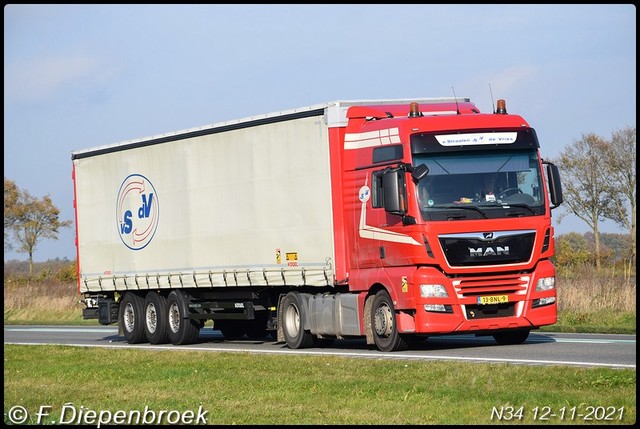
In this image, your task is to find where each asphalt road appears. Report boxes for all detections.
[4,325,635,369]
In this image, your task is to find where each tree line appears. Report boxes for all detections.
[555,231,633,270]
[551,125,636,271]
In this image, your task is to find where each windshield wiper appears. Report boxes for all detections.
[438,205,488,219]
[500,203,537,215]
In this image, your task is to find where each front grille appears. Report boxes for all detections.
[439,230,535,266]
[453,273,530,298]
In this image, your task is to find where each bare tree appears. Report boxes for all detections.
[604,126,636,267]
[9,186,72,276]
[555,133,623,271]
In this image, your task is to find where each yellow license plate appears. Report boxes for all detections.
[478,295,508,305]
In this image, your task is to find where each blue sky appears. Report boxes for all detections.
[4,4,636,262]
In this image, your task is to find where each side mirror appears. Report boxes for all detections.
[545,162,563,209]
[382,168,407,216]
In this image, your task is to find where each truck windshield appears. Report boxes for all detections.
[413,149,544,221]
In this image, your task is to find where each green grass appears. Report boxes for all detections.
[4,345,636,425]
[3,309,96,326]
[539,309,636,335]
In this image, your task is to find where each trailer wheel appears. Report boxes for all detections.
[370,290,408,352]
[119,292,147,344]
[166,290,200,345]
[493,329,530,345]
[280,292,314,349]
[144,292,170,344]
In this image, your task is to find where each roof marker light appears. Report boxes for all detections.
[409,102,422,118]
[496,99,507,114]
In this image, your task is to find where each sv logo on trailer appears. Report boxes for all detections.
[116,174,159,250]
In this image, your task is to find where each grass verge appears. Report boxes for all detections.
[4,344,636,425]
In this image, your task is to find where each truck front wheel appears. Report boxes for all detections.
[119,292,147,344]
[166,290,200,345]
[144,291,170,344]
[280,292,314,349]
[371,290,408,352]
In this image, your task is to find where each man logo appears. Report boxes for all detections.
[469,246,510,257]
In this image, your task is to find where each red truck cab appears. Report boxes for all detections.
[339,99,563,351]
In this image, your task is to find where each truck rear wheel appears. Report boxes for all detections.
[371,290,408,352]
[119,292,147,344]
[280,292,314,349]
[144,291,170,344]
[166,290,200,345]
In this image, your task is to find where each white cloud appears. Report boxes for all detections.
[473,66,539,99]
[4,54,117,103]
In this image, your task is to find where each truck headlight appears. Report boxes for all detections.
[420,284,448,298]
[532,297,556,308]
[535,276,555,292]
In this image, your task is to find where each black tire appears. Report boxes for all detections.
[119,292,147,344]
[144,291,170,344]
[280,292,314,349]
[370,290,408,352]
[217,320,247,340]
[166,290,200,345]
[493,329,530,345]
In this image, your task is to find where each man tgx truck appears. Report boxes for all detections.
[72,97,563,352]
